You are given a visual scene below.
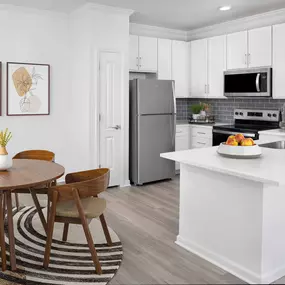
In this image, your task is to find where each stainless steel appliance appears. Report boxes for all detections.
[213,109,280,146]
[130,79,176,185]
[224,67,272,97]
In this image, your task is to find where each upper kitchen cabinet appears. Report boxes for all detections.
[189,39,208,98]
[227,31,248,70]
[207,35,227,98]
[227,27,272,70]
[172,40,189,98]
[129,35,158,72]
[248,26,272,68]
[273,23,285,99]
[130,35,139,71]
[158,38,172,80]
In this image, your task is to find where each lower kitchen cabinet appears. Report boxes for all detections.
[190,126,213,149]
[175,125,190,171]
[175,125,213,171]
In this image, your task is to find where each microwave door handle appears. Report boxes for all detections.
[256,73,261,92]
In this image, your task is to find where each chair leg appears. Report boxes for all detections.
[62,223,69,242]
[14,193,20,212]
[43,192,58,269]
[0,193,6,271]
[73,189,102,275]
[99,214,112,246]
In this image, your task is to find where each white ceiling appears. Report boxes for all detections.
[1,0,285,31]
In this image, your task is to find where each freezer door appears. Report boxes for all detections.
[137,80,175,115]
[137,114,175,184]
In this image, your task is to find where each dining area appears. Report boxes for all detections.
[0,129,123,285]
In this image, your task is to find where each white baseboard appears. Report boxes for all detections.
[121,180,131,187]
[176,235,262,284]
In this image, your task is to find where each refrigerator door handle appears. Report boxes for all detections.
[172,81,176,114]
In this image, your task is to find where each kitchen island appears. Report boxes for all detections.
[161,144,285,284]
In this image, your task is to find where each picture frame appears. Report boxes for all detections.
[6,62,50,116]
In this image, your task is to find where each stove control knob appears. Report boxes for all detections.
[240,112,244,116]
[268,113,272,117]
[235,112,239,115]
[273,114,277,118]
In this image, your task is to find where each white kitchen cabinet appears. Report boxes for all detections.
[248,26,272,68]
[172,40,189,98]
[227,31,248,70]
[130,35,139,71]
[190,126,213,149]
[175,125,190,171]
[273,23,285,99]
[139,36,158,72]
[158,38,172,80]
[207,35,227,98]
[189,39,208,98]
[129,35,158,72]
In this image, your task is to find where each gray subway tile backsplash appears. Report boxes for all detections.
[177,98,285,123]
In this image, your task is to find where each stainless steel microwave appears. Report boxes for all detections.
[224,67,272,97]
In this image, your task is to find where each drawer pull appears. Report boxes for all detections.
[197,142,206,145]
[198,132,206,135]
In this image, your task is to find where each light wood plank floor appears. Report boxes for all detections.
[4,176,285,284]
[103,177,248,285]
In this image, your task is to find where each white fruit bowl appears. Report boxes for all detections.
[217,143,262,159]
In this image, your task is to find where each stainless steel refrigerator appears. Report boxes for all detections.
[130,79,176,185]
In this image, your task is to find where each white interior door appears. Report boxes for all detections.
[99,51,122,187]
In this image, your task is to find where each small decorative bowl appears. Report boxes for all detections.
[217,143,262,159]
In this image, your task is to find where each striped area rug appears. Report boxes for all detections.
[0,206,123,285]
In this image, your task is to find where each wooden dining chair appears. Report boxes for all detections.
[43,168,112,275]
[0,193,6,271]
[13,150,55,211]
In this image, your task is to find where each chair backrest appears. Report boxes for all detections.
[13,150,55,162]
[51,168,110,202]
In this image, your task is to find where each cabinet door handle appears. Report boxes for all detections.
[136,57,139,67]
[139,56,142,68]
[205,84,207,94]
[248,53,251,66]
[207,84,210,94]
[245,53,247,65]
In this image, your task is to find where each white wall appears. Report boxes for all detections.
[69,4,131,186]
[0,4,131,187]
[0,6,71,174]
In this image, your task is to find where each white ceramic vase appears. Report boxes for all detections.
[0,147,12,171]
[200,110,206,116]
[192,114,200,120]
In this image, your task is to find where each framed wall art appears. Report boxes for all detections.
[7,62,50,116]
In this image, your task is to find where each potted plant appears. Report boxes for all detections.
[200,102,211,116]
[0,129,12,171]
[190,104,203,120]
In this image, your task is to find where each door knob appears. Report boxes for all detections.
[112,125,121,130]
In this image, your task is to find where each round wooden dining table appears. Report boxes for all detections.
[0,159,65,271]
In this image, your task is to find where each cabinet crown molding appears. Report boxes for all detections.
[130,23,187,41]
[187,8,285,41]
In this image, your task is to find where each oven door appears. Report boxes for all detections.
[224,67,272,97]
[213,130,258,146]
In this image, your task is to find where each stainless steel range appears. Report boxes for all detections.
[213,109,280,146]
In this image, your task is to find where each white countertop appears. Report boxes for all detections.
[176,121,227,128]
[161,144,285,186]
[259,128,285,137]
